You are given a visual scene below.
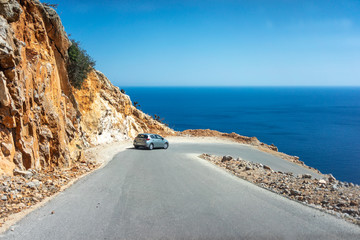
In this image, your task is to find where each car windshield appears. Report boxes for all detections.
[137,134,148,138]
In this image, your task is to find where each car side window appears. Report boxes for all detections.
[150,135,155,139]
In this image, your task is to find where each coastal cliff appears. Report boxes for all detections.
[0,0,174,175]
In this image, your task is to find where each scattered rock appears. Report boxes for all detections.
[1,158,100,225]
[18,203,26,208]
[199,153,360,226]
[0,0,173,228]
[221,155,233,162]
[337,200,347,208]
[302,174,312,179]
[13,169,33,179]
[319,179,327,185]
[269,144,278,151]
[328,174,336,183]
[263,165,271,170]
[290,189,302,196]
[25,182,36,189]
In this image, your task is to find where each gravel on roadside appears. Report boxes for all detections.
[0,160,100,228]
[200,153,360,226]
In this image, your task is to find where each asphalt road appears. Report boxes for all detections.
[1,142,360,239]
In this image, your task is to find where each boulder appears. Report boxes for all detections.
[269,143,278,151]
[1,194,7,201]
[221,155,233,162]
[263,165,271,170]
[13,169,33,179]
[290,189,302,196]
[319,179,327,185]
[26,180,41,189]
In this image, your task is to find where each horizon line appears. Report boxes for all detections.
[117,85,360,88]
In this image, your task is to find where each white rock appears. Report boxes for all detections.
[319,179,327,184]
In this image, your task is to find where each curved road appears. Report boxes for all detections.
[1,142,359,239]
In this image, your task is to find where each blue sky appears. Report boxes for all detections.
[48,0,360,86]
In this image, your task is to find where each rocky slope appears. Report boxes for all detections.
[200,154,360,225]
[0,0,174,176]
[179,129,310,167]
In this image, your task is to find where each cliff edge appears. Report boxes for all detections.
[0,0,174,175]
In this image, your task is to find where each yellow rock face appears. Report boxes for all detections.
[0,0,175,175]
[73,70,175,145]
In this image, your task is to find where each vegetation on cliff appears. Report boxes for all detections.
[67,39,95,89]
[0,0,174,176]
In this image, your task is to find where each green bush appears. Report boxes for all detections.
[133,101,141,108]
[67,39,95,89]
[153,114,169,127]
[42,2,58,9]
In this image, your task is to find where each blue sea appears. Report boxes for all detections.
[124,87,360,184]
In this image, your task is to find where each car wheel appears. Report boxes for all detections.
[134,146,139,149]
[148,144,154,150]
[163,143,168,149]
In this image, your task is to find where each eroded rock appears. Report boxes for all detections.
[0,0,175,178]
[0,72,11,107]
[0,0,22,22]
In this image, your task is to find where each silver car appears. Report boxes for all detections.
[133,133,169,150]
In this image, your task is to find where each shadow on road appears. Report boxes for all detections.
[126,147,166,151]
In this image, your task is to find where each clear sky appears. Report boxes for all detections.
[47,0,360,86]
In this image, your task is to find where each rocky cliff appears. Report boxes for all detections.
[0,0,174,175]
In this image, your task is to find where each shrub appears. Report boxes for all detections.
[133,101,141,108]
[67,39,95,89]
[153,114,169,127]
[42,2,58,9]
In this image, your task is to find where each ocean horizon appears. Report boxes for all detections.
[123,86,360,184]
